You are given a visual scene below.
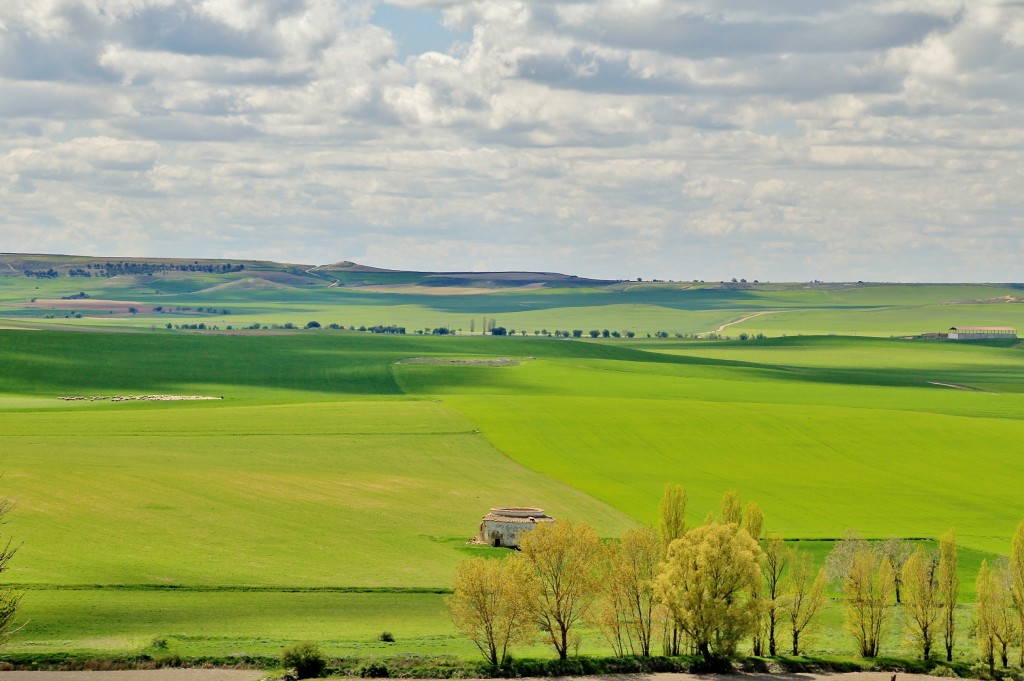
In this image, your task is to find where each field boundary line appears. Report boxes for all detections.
[15,584,452,594]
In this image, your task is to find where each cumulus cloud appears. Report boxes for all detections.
[0,0,1022,280]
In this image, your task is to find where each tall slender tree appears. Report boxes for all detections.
[447,556,534,665]
[594,526,661,657]
[519,519,602,660]
[976,560,997,674]
[938,529,959,662]
[990,563,1019,669]
[720,491,742,526]
[745,503,764,543]
[761,534,791,656]
[658,484,687,656]
[1010,520,1024,666]
[786,550,827,656]
[658,484,688,550]
[880,538,913,604]
[901,546,941,660]
[843,549,894,658]
[746,503,766,656]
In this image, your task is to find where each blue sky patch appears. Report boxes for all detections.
[372,3,470,60]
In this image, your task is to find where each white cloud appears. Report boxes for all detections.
[0,0,1023,280]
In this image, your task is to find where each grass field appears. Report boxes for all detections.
[4,259,1024,339]
[1,274,1024,664]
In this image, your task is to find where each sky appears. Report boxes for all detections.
[1,0,1023,282]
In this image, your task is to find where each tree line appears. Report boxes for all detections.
[23,262,245,278]
[447,486,1024,671]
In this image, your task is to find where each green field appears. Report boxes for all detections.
[1,258,1024,664]
[0,327,1021,663]
[4,254,1024,339]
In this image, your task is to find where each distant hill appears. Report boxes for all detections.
[0,253,618,290]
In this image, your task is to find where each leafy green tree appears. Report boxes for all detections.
[1010,520,1024,666]
[447,556,534,665]
[594,526,660,657]
[785,549,827,655]
[976,560,1018,669]
[655,522,763,661]
[976,560,997,674]
[658,484,688,655]
[745,502,763,542]
[761,535,791,656]
[720,491,742,526]
[901,546,941,659]
[843,549,894,657]
[938,529,959,661]
[519,519,602,659]
[880,538,913,604]
[281,641,326,679]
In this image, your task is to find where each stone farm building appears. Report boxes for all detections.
[948,326,1017,340]
[476,507,554,548]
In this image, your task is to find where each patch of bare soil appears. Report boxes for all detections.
[23,299,151,312]
[0,671,263,681]
[396,357,529,367]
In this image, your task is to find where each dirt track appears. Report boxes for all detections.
[0,671,264,681]
[0,671,954,681]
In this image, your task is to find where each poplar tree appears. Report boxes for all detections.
[658,484,688,550]
[655,522,763,661]
[761,534,791,656]
[745,503,764,543]
[595,525,660,657]
[746,502,765,656]
[880,538,913,604]
[447,556,534,665]
[720,491,742,526]
[901,547,940,660]
[519,519,601,660]
[976,560,997,674]
[1010,520,1024,666]
[990,563,1019,669]
[938,529,959,662]
[786,549,827,656]
[843,549,894,657]
[658,484,687,656]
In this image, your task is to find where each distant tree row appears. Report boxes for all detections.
[448,487,1024,670]
[23,268,58,279]
[25,262,245,278]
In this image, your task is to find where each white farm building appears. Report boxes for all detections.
[476,507,554,548]
[947,326,1017,340]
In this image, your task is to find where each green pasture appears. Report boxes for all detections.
[724,303,1024,338]
[1,329,1023,659]
[0,397,631,588]
[3,267,1024,338]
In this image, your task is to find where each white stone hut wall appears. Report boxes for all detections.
[480,520,536,548]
